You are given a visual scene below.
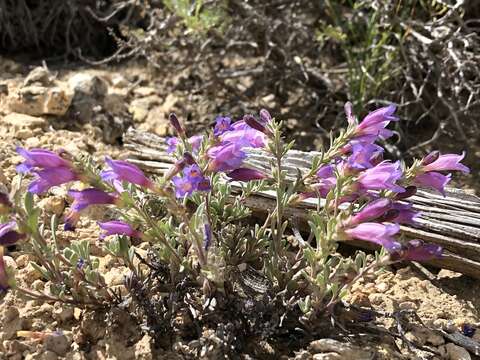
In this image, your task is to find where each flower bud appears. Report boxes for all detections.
[421,151,440,165]
[169,113,185,137]
[243,115,266,133]
[394,186,417,200]
[259,109,272,124]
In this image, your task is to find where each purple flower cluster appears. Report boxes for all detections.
[207,111,270,179]
[172,164,211,198]
[16,147,78,194]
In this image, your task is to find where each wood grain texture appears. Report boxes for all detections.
[124,128,480,279]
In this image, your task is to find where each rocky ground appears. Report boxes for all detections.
[0,59,479,360]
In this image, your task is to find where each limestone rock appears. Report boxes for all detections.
[8,85,72,116]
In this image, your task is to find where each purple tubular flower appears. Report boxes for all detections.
[184,164,204,184]
[422,152,470,174]
[413,172,451,195]
[357,161,405,193]
[353,104,398,143]
[214,116,233,136]
[346,142,384,171]
[68,189,118,212]
[390,202,420,224]
[220,127,267,149]
[172,176,195,198]
[101,157,155,190]
[189,135,203,152]
[344,223,401,251]
[172,164,211,198]
[203,223,212,251]
[227,168,267,181]
[166,137,179,154]
[28,167,78,194]
[208,143,247,172]
[316,164,335,179]
[65,189,118,231]
[16,147,71,173]
[390,240,442,261]
[0,221,24,246]
[344,102,356,125]
[259,109,272,124]
[349,198,392,225]
[98,220,142,239]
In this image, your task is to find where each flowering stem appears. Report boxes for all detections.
[131,202,182,265]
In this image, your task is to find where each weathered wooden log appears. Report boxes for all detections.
[123,128,480,279]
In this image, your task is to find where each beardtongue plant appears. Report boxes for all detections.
[0,104,469,329]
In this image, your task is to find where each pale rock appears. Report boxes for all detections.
[19,263,43,284]
[3,113,46,135]
[375,282,389,293]
[12,254,29,268]
[44,333,71,356]
[309,339,373,359]
[1,305,19,323]
[399,301,417,310]
[134,334,153,360]
[3,255,17,271]
[98,254,117,273]
[53,303,74,323]
[68,73,108,98]
[145,105,169,135]
[368,293,384,305]
[104,267,129,286]
[32,279,45,291]
[313,354,342,360]
[8,85,73,116]
[128,95,161,122]
[25,136,41,148]
[73,308,83,321]
[110,74,129,88]
[133,86,157,97]
[444,343,471,360]
[23,67,53,86]
[38,196,65,216]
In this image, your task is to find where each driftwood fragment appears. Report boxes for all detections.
[123,129,480,279]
